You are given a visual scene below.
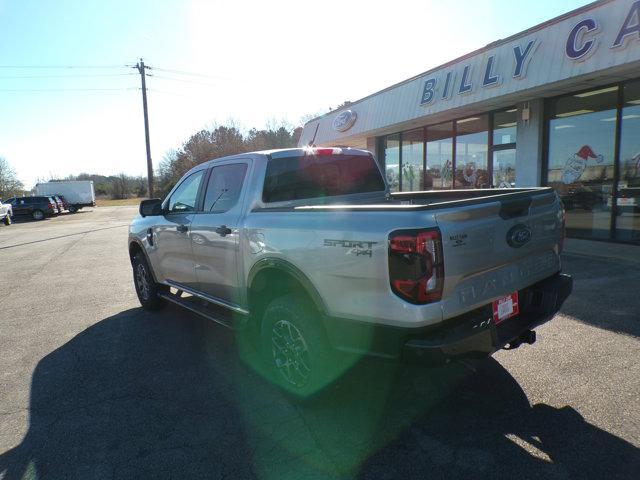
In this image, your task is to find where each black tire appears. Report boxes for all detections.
[260,294,340,397]
[68,205,77,213]
[3,214,10,226]
[32,209,45,221]
[132,252,166,311]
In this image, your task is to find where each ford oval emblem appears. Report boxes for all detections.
[506,224,532,248]
[332,109,357,132]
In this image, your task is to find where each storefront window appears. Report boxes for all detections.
[493,150,516,188]
[547,86,618,240]
[384,134,400,192]
[616,81,640,243]
[455,116,489,188]
[492,109,517,187]
[493,109,517,146]
[401,129,424,191]
[426,122,453,189]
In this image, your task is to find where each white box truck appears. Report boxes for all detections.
[35,181,96,213]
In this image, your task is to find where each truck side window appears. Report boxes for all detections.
[167,170,204,213]
[203,163,247,213]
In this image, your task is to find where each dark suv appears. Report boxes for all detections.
[5,196,57,220]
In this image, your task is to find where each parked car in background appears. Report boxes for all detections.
[35,181,95,213]
[48,197,60,214]
[607,187,640,215]
[0,198,12,225]
[5,196,57,220]
[56,195,71,212]
[51,195,67,213]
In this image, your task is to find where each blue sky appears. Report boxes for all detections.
[0,0,591,187]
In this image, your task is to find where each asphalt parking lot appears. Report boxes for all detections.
[0,206,638,479]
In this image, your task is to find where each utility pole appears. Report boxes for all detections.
[136,58,154,198]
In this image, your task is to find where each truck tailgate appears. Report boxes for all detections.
[434,189,563,319]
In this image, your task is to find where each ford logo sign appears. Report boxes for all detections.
[332,109,357,132]
[506,224,532,248]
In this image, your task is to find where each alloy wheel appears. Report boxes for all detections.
[135,263,150,301]
[271,319,311,388]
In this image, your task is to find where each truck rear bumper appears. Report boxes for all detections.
[402,273,572,365]
[324,273,573,364]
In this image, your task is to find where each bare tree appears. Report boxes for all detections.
[156,121,301,198]
[0,157,24,199]
[111,173,131,200]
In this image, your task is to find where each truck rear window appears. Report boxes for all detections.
[263,154,385,203]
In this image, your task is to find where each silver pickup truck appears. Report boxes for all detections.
[128,147,572,395]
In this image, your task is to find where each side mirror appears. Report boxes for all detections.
[140,198,163,217]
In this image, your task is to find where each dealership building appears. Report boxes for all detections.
[299,0,640,244]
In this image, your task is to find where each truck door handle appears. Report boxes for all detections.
[215,225,232,236]
[176,224,189,233]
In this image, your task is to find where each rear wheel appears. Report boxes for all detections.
[132,252,166,310]
[32,210,44,221]
[68,205,77,213]
[3,214,10,226]
[260,294,340,397]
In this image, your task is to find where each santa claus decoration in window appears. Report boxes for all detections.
[562,145,603,185]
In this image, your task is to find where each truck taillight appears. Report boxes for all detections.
[389,228,444,304]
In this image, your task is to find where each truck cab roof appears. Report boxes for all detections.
[198,147,373,168]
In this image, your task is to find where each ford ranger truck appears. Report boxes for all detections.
[128,147,572,396]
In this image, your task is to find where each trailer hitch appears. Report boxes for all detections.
[503,330,536,350]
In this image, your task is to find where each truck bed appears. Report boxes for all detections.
[253,187,553,212]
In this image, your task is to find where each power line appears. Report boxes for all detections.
[146,88,199,98]
[0,64,128,69]
[149,74,221,87]
[151,66,229,80]
[0,87,137,92]
[0,73,137,79]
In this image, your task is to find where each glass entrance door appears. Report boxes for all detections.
[615,81,640,243]
[491,109,517,188]
[547,86,618,240]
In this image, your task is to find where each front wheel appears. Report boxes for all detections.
[260,294,341,397]
[68,205,77,213]
[3,214,10,226]
[32,210,44,221]
[132,252,166,310]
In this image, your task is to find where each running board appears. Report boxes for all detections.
[159,291,236,329]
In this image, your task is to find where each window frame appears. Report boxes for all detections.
[163,169,207,215]
[381,106,516,191]
[200,161,249,214]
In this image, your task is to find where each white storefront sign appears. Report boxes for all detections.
[301,0,640,146]
[419,0,640,107]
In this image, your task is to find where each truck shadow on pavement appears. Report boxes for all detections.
[0,306,637,480]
